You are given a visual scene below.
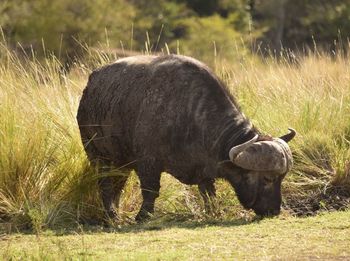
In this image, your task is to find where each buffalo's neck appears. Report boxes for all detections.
[206,112,259,161]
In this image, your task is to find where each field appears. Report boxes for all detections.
[1,211,350,260]
[0,40,350,259]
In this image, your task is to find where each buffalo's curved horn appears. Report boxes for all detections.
[229,135,259,161]
[279,128,296,143]
[232,138,293,174]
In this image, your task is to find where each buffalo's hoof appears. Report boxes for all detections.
[135,210,152,222]
[106,209,118,219]
[103,209,120,225]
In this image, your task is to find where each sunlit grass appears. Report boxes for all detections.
[225,54,350,192]
[0,41,349,231]
[1,210,350,260]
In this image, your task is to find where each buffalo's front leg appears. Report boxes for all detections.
[135,159,162,222]
[198,179,216,213]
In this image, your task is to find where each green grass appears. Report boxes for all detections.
[0,40,349,231]
[1,210,350,260]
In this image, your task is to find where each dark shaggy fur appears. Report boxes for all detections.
[77,55,283,221]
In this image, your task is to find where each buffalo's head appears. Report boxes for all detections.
[219,128,296,217]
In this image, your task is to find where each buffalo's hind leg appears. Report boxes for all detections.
[97,162,129,221]
[135,159,162,222]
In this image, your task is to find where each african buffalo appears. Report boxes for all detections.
[77,55,295,221]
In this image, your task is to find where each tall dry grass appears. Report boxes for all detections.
[225,54,350,190]
[0,41,349,231]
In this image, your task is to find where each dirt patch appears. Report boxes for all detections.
[283,186,350,216]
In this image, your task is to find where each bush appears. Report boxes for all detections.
[172,15,243,63]
[1,0,136,61]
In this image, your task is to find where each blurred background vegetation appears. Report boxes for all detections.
[1,0,350,64]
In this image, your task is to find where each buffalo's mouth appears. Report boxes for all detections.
[252,205,280,217]
[249,194,281,217]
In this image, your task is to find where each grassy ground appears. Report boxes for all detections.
[1,210,350,260]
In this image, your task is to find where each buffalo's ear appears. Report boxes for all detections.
[217,160,243,185]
